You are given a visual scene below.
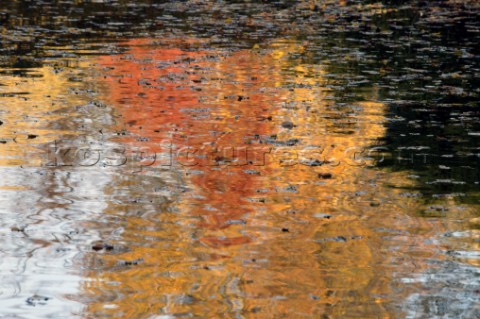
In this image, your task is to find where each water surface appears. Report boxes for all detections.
[1,1,479,318]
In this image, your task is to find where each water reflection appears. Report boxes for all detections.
[0,2,479,317]
[67,38,454,319]
[0,58,117,317]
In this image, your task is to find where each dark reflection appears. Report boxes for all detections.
[0,0,301,66]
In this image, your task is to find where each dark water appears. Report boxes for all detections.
[1,1,479,318]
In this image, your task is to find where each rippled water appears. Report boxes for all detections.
[1,1,480,318]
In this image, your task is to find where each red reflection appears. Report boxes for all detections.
[99,39,280,245]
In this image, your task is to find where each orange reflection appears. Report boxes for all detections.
[99,39,281,237]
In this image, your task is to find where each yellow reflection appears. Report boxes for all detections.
[0,63,90,167]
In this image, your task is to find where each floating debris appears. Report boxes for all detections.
[26,295,50,307]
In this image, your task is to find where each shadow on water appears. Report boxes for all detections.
[1,1,480,319]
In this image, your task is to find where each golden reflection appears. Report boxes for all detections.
[0,61,94,167]
[80,38,464,319]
